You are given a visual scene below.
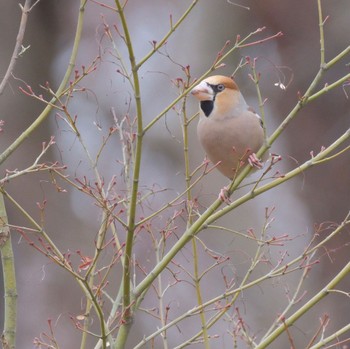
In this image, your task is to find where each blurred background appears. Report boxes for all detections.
[1,0,349,348]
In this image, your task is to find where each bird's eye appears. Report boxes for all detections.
[217,84,225,91]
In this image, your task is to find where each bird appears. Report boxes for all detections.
[191,75,265,180]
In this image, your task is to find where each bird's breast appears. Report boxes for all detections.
[197,112,264,177]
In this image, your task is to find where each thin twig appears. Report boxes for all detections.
[0,0,31,95]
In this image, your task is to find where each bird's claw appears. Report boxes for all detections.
[219,186,231,204]
[248,153,263,169]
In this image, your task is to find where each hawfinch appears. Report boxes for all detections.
[191,75,265,179]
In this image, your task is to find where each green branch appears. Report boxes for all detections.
[317,0,326,66]
[181,81,211,348]
[0,195,17,349]
[114,0,144,347]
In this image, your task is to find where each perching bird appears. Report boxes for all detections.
[191,75,265,179]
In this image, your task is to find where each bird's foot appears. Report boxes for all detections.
[248,153,263,169]
[219,186,231,204]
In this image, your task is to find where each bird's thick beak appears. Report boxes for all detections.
[191,81,214,101]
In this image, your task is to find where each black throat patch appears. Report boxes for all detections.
[200,100,214,117]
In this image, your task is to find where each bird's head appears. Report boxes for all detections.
[191,75,241,118]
